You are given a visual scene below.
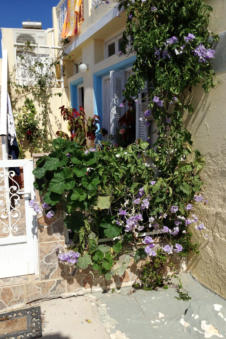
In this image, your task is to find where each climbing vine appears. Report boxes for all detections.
[32,0,217,290]
[10,42,63,154]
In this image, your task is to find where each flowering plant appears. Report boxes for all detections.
[57,106,99,146]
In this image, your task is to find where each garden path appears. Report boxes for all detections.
[41,273,226,339]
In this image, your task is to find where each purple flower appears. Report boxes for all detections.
[42,202,50,209]
[185,218,193,226]
[196,223,205,230]
[34,205,41,213]
[133,198,141,205]
[29,200,36,208]
[184,33,195,42]
[170,205,178,213]
[174,220,182,226]
[174,243,183,253]
[144,109,151,117]
[166,36,178,45]
[166,117,171,124]
[138,187,145,197]
[143,236,154,245]
[46,210,55,219]
[153,96,164,107]
[194,194,203,202]
[119,102,124,108]
[145,246,157,256]
[192,214,198,222]
[134,214,143,222]
[162,226,171,233]
[89,148,96,152]
[128,13,133,20]
[171,227,179,236]
[149,216,155,223]
[151,6,157,12]
[141,198,150,210]
[162,244,173,254]
[116,220,122,225]
[162,49,171,59]
[150,181,156,185]
[66,153,71,157]
[186,203,193,210]
[137,225,144,231]
[193,44,215,62]
[154,48,161,57]
[58,253,68,261]
[119,209,127,216]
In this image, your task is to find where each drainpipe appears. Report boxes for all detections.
[0,49,8,160]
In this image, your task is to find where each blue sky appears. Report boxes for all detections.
[0,0,59,57]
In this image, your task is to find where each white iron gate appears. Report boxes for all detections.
[0,159,38,278]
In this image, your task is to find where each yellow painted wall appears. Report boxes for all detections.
[186,0,226,298]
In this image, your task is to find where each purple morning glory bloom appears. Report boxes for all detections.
[194,194,203,202]
[170,205,178,213]
[143,236,154,244]
[185,218,193,226]
[58,253,68,261]
[166,36,178,45]
[138,187,145,197]
[119,102,124,108]
[162,226,171,233]
[145,245,155,255]
[186,203,193,210]
[144,109,151,117]
[151,6,157,12]
[133,198,141,205]
[171,227,179,236]
[145,246,157,256]
[119,209,127,216]
[150,181,156,185]
[196,223,205,230]
[184,33,195,42]
[193,44,215,62]
[153,96,164,107]
[134,214,143,222]
[192,214,198,222]
[34,205,41,213]
[174,243,183,253]
[162,244,173,254]
[46,210,55,219]
[154,48,161,57]
[42,202,50,209]
[141,198,150,210]
[162,49,171,59]
[29,200,36,208]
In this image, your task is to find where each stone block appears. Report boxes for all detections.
[39,241,65,280]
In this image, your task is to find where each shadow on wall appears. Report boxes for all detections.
[184,85,211,138]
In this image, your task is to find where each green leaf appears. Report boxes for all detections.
[43,191,61,206]
[113,242,122,254]
[73,167,87,177]
[94,196,111,210]
[71,189,87,201]
[64,211,84,230]
[104,225,121,239]
[44,158,62,171]
[93,250,104,261]
[71,157,82,165]
[102,260,113,271]
[98,245,110,253]
[33,167,46,179]
[77,254,92,269]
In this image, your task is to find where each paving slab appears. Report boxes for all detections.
[41,273,226,339]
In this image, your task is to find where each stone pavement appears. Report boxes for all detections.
[41,273,226,339]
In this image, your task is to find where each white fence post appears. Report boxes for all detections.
[0,49,8,160]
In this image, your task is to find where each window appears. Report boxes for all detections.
[77,85,84,108]
[104,34,123,58]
